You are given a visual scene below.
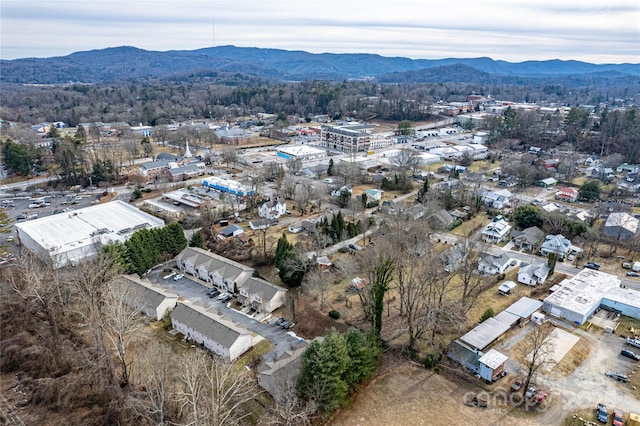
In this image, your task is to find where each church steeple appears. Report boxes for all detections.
[184,140,192,158]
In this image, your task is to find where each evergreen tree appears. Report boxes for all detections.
[372,257,394,341]
[327,158,334,176]
[189,230,204,248]
[297,329,350,414]
[344,328,380,388]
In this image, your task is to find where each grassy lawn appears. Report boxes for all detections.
[451,215,490,237]
[466,160,501,173]
[235,339,273,368]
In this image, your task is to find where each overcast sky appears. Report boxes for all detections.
[1,0,638,63]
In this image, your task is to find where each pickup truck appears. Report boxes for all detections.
[510,377,523,392]
[626,337,640,348]
[597,404,608,423]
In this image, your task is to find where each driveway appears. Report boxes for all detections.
[496,324,640,423]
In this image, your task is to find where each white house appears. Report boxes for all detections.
[237,277,287,313]
[364,188,383,203]
[482,219,512,243]
[479,189,512,209]
[478,253,512,275]
[259,198,287,220]
[120,275,178,321]
[517,263,551,286]
[288,223,303,234]
[171,302,253,362]
[540,234,580,259]
[176,247,254,293]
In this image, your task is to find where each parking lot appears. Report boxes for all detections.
[1,192,101,244]
[497,324,640,420]
[148,266,302,347]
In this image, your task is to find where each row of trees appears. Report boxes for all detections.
[106,222,188,276]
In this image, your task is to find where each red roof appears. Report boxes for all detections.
[558,187,578,194]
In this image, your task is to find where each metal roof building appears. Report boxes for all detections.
[15,200,165,269]
[459,318,511,351]
[543,269,640,324]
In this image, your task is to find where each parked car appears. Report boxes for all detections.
[612,408,624,426]
[605,371,629,383]
[163,271,176,279]
[208,290,220,299]
[173,273,185,281]
[627,271,640,277]
[567,253,576,261]
[621,349,640,361]
[622,262,632,269]
[534,390,548,404]
[626,337,640,348]
[275,318,286,326]
[510,377,523,392]
[217,292,230,301]
[219,294,232,303]
[584,262,601,270]
[6,236,14,242]
[348,243,360,251]
[525,386,538,399]
[597,404,608,423]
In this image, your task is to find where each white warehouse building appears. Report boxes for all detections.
[15,200,165,269]
[543,269,640,325]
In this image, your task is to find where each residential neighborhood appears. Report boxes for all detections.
[1,66,640,425]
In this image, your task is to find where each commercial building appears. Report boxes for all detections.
[276,145,327,160]
[320,122,374,153]
[202,176,255,197]
[15,200,165,269]
[543,269,640,325]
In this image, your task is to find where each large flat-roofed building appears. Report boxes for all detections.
[543,269,640,324]
[276,145,327,160]
[320,123,374,153]
[15,200,165,269]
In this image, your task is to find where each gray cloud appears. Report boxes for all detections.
[1,0,638,63]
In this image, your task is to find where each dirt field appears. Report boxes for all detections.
[331,355,539,426]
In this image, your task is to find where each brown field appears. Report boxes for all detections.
[330,354,536,426]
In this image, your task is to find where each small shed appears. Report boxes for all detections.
[498,281,517,296]
[220,224,244,238]
[478,349,509,382]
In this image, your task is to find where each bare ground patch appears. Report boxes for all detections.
[330,354,543,426]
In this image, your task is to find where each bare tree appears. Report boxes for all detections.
[178,349,207,425]
[389,148,422,174]
[103,278,147,387]
[518,322,555,407]
[294,179,313,216]
[131,341,180,425]
[221,149,239,170]
[70,251,124,389]
[451,237,489,313]
[304,268,331,311]
[201,355,262,425]
[265,379,317,426]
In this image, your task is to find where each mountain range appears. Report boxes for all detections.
[1,45,639,85]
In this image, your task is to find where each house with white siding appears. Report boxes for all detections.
[237,277,288,313]
[171,302,253,362]
[481,218,512,243]
[517,263,550,286]
[176,247,254,293]
[120,275,178,321]
[258,198,287,219]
